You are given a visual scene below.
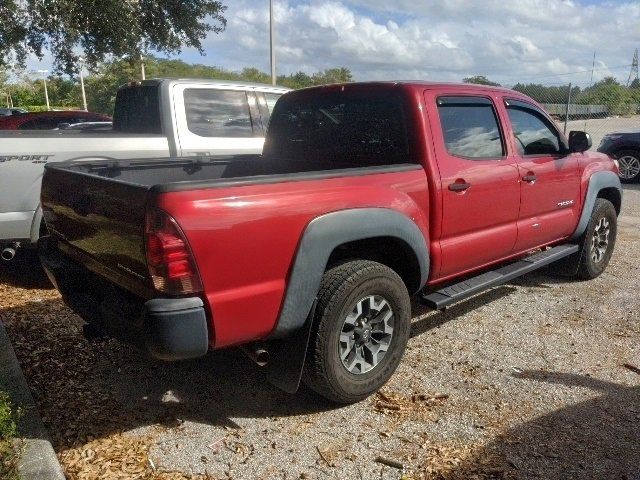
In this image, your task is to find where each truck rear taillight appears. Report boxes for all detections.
[144,209,203,295]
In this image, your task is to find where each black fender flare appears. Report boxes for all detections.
[270,207,430,339]
[571,171,622,240]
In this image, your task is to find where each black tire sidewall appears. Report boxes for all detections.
[579,198,617,279]
[310,263,411,403]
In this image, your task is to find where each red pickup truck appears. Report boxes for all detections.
[39,82,622,403]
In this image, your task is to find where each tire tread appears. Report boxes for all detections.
[303,260,409,403]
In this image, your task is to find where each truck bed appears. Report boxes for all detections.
[41,156,422,300]
[49,155,417,191]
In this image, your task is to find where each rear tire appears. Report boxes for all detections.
[615,149,640,183]
[552,198,617,280]
[303,260,411,404]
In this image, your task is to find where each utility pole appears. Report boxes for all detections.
[627,48,639,87]
[78,58,88,111]
[270,0,276,85]
[37,69,50,111]
[563,82,572,135]
[140,54,146,81]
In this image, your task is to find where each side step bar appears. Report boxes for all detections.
[421,244,580,310]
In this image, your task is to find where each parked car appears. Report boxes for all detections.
[597,130,640,183]
[0,79,289,258]
[55,122,113,131]
[0,108,28,116]
[0,110,112,130]
[39,82,621,403]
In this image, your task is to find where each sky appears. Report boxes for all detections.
[26,0,640,87]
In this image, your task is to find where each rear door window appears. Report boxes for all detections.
[184,89,254,138]
[436,96,505,159]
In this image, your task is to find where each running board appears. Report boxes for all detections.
[421,244,580,310]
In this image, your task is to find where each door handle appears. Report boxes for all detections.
[448,181,471,192]
[522,174,537,183]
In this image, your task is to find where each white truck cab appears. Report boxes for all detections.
[0,79,290,259]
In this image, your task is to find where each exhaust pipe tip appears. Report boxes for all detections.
[254,349,270,367]
[1,247,16,261]
[240,344,270,367]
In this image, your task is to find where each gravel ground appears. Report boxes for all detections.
[1,184,639,480]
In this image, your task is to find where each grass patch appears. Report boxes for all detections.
[0,391,21,480]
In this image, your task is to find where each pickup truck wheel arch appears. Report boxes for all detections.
[269,208,429,339]
[571,171,622,241]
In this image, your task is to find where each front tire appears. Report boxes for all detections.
[615,149,640,183]
[553,198,617,280]
[576,198,617,279]
[303,260,411,403]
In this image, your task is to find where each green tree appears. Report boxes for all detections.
[0,69,9,106]
[512,83,580,104]
[577,77,635,116]
[279,71,314,89]
[311,67,353,85]
[4,59,355,114]
[463,75,501,86]
[240,67,272,84]
[0,0,227,75]
[277,68,353,89]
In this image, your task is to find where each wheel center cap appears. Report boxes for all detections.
[362,328,371,342]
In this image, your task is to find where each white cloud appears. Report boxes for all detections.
[22,0,640,87]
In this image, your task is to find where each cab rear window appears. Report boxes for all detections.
[265,92,412,167]
[113,86,162,134]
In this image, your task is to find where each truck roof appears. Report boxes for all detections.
[130,78,291,92]
[292,80,519,95]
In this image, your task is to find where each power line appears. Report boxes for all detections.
[500,63,632,81]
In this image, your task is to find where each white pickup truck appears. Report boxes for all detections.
[0,79,289,259]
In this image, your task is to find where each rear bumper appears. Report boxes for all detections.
[38,236,209,361]
[0,210,35,244]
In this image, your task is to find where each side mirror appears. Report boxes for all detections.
[57,122,71,130]
[568,130,592,153]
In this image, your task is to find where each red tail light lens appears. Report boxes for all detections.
[144,209,203,295]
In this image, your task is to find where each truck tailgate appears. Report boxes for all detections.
[41,166,151,290]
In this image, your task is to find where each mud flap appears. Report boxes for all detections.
[266,300,316,394]
[547,244,584,277]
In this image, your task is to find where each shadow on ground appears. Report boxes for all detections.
[448,371,640,479]
[0,249,52,289]
[1,294,352,452]
[1,283,528,453]
[410,285,518,338]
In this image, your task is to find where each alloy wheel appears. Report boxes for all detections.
[339,295,394,374]
[590,217,610,263]
[618,154,640,180]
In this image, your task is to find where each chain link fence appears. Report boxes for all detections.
[504,66,640,151]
